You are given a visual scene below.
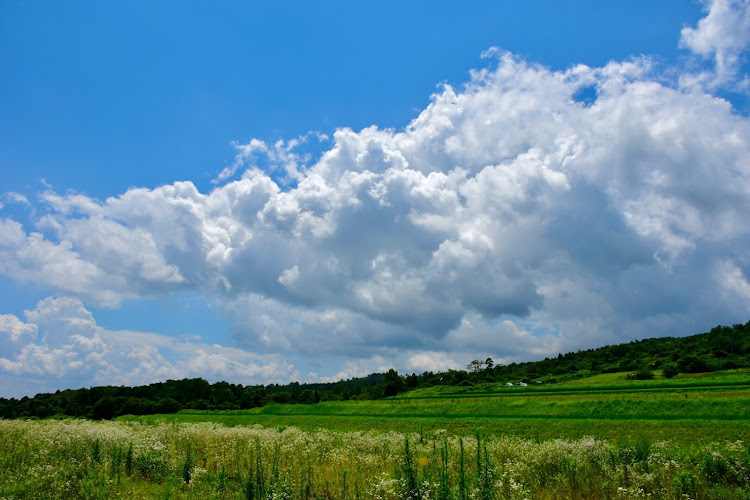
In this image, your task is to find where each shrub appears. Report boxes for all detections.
[673,470,697,496]
[134,450,167,480]
[678,355,711,374]
[626,367,654,380]
[662,364,678,378]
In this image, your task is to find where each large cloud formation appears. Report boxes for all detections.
[2,1,750,388]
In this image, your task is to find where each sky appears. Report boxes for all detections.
[1,1,750,398]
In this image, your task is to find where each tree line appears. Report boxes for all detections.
[1,321,748,419]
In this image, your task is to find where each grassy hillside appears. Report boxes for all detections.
[398,369,750,398]
[120,369,750,445]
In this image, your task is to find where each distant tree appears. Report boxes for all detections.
[590,358,601,372]
[467,360,483,372]
[662,364,679,379]
[92,396,117,420]
[154,398,181,413]
[484,358,494,370]
[383,369,406,397]
[359,385,384,400]
[678,354,711,374]
[298,389,316,404]
[451,369,467,384]
[177,378,210,402]
[117,397,152,416]
[186,399,209,410]
[240,386,265,409]
[269,392,292,404]
[1,402,16,419]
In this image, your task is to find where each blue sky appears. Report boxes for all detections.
[1,1,750,397]
[2,2,701,196]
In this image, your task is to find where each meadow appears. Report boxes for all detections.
[2,371,749,499]
[123,370,750,445]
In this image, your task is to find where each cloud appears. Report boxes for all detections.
[0,313,38,354]
[317,355,391,383]
[4,192,30,206]
[1,3,750,383]
[680,0,750,90]
[0,297,297,397]
[277,266,300,286]
[407,352,461,373]
[214,133,330,184]
[716,259,750,303]
[0,219,27,247]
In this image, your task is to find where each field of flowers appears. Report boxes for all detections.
[1,418,749,499]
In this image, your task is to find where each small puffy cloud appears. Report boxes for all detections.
[716,259,750,304]
[278,266,300,287]
[0,314,38,354]
[4,192,30,205]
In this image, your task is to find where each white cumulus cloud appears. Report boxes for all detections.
[680,0,750,90]
[0,297,298,397]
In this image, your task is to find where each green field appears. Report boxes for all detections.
[121,370,750,445]
[2,371,750,498]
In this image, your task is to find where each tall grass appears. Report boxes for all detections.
[124,408,750,446]
[1,418,749,499]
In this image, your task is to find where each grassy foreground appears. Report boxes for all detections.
[2,418,750,499]
[3,371,750,498]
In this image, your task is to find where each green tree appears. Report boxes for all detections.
[92,396,117,420]
[467,360,483,372]
[383,369,405,397]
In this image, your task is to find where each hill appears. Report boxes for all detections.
[1,321,748,419]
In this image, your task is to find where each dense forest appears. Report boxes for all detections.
[2,321,748,420]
